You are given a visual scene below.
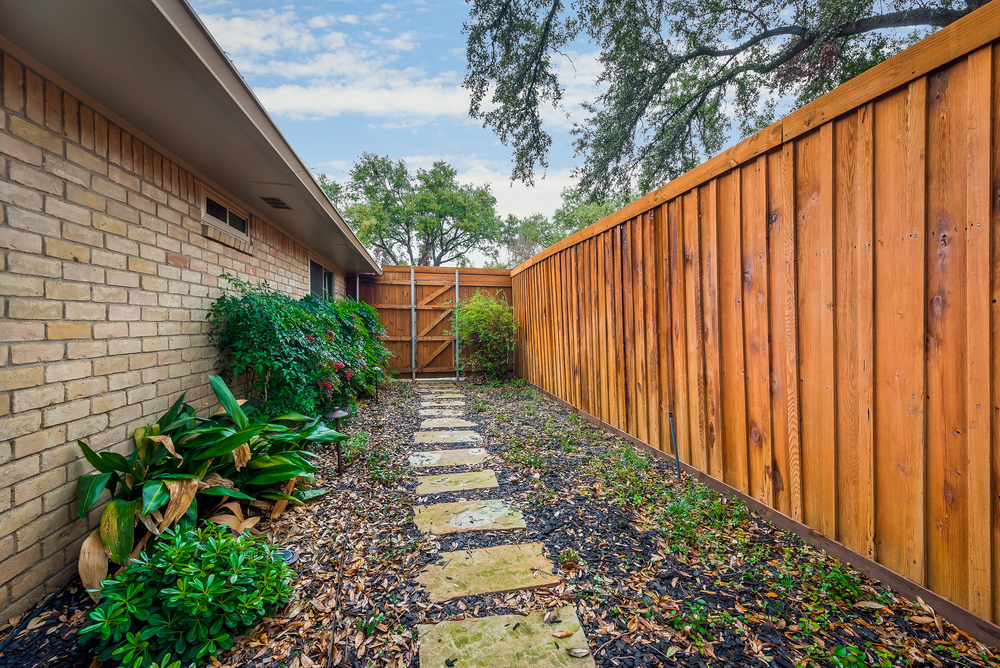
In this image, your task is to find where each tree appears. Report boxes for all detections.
[552,186,629,232]
[496,187,627,267]
[320,155,503,266]
[464,0,981,199]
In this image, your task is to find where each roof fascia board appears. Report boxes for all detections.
[150,0,380,275]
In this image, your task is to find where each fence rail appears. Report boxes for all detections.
[512,1,1000,627]
[354,266,512,378]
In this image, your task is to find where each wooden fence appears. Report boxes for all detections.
[512,2,1000,626]
[353,266,512,378]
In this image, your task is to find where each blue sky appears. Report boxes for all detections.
[190,0,604,222]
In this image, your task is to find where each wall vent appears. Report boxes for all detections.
[260,197,292,210]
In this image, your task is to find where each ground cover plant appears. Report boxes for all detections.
[208,273,390,417]
[79,523,293,668]
[451,289,519,380]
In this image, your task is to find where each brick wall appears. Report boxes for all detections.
[0,51,346,621]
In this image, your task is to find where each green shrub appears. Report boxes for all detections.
[207,274,391,416]
[79,523,293,668]
[451,289,520,380]
[75,375,345,565]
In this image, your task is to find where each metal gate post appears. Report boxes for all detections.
[410,266,416,380]
[454,269,460,381]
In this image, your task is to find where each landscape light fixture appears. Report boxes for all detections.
[325,407,350,475]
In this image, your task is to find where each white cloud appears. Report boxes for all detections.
[201,10,319,55]
[373,31,419,51]
[255,80,469,119]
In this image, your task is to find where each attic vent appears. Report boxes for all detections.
[260,197,292,210]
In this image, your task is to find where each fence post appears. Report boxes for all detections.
[410,266,416,381]
[455,269,460,381]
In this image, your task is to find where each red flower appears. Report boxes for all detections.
[305,335,316,343]
[327,331,335,341]
[334,362,345,371]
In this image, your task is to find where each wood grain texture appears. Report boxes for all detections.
[965,45,993,619]
[873,82,927,585]
[926,60,970,607]
[500,19,1000,626]
[717,169,750,492]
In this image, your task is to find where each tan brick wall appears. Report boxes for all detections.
[0,51,347,621]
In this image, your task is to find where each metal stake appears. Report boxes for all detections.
[668,411,682,481]
[409,265,416,381]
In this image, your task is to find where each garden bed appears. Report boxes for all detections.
[2,380,998,668]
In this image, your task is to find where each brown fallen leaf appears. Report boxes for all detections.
[910,616,935,625]
[566,648,590,658]
[552,630,573,638]
[853,601,886,610]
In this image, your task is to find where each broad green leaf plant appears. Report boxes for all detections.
[75,375,347,567]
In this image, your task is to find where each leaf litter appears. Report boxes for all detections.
[2,380,998,667]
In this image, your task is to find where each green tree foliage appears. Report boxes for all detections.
[497,187,628,267]
[321,154,504,266]
[464,0,981,198]
[452,290,520,380]
[80,523,293,668]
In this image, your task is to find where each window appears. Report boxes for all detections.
[310,260,325,296]
[310,261,339,298]
[205,195,247,234]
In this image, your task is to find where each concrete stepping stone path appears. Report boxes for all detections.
[405,381,594,664]
[414,499,524,535]
[409,448,488,467]
[418,408,464,417]
[420,418,476,429]
[415,470,499,495]
[418,606,595,667]
[415,430,482,444]
[416,542,562,602]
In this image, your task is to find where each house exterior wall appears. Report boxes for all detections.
[0,51,345,621]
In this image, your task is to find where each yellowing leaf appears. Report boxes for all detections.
[158,479,199,530]
[78,530,108,601]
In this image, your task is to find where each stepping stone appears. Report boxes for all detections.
[418,605,595,667]
[409,448,488,467]
[415,430,482,444]
[421,417,476,429]
[421,401,465,407]
[415,470,499,495]
[419,408,464,417]
[416,542,561,602]
[414,499,524,535]
[418,393,464,399]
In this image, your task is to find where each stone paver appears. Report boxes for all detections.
[419,408,464,417]
[414,499,524,535]
[417,606,594,667]
[421,401,465,407]
[420,417,476,429]
[416,542,561,602]
[417,393,464,399]
[415,430,482,444]
[409,448,488,467]
[415,470,499,495]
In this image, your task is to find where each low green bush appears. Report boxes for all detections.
[80,523,293,668]
[75,375,345,566]
[208,273,391,416]
[451,289,520,380]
